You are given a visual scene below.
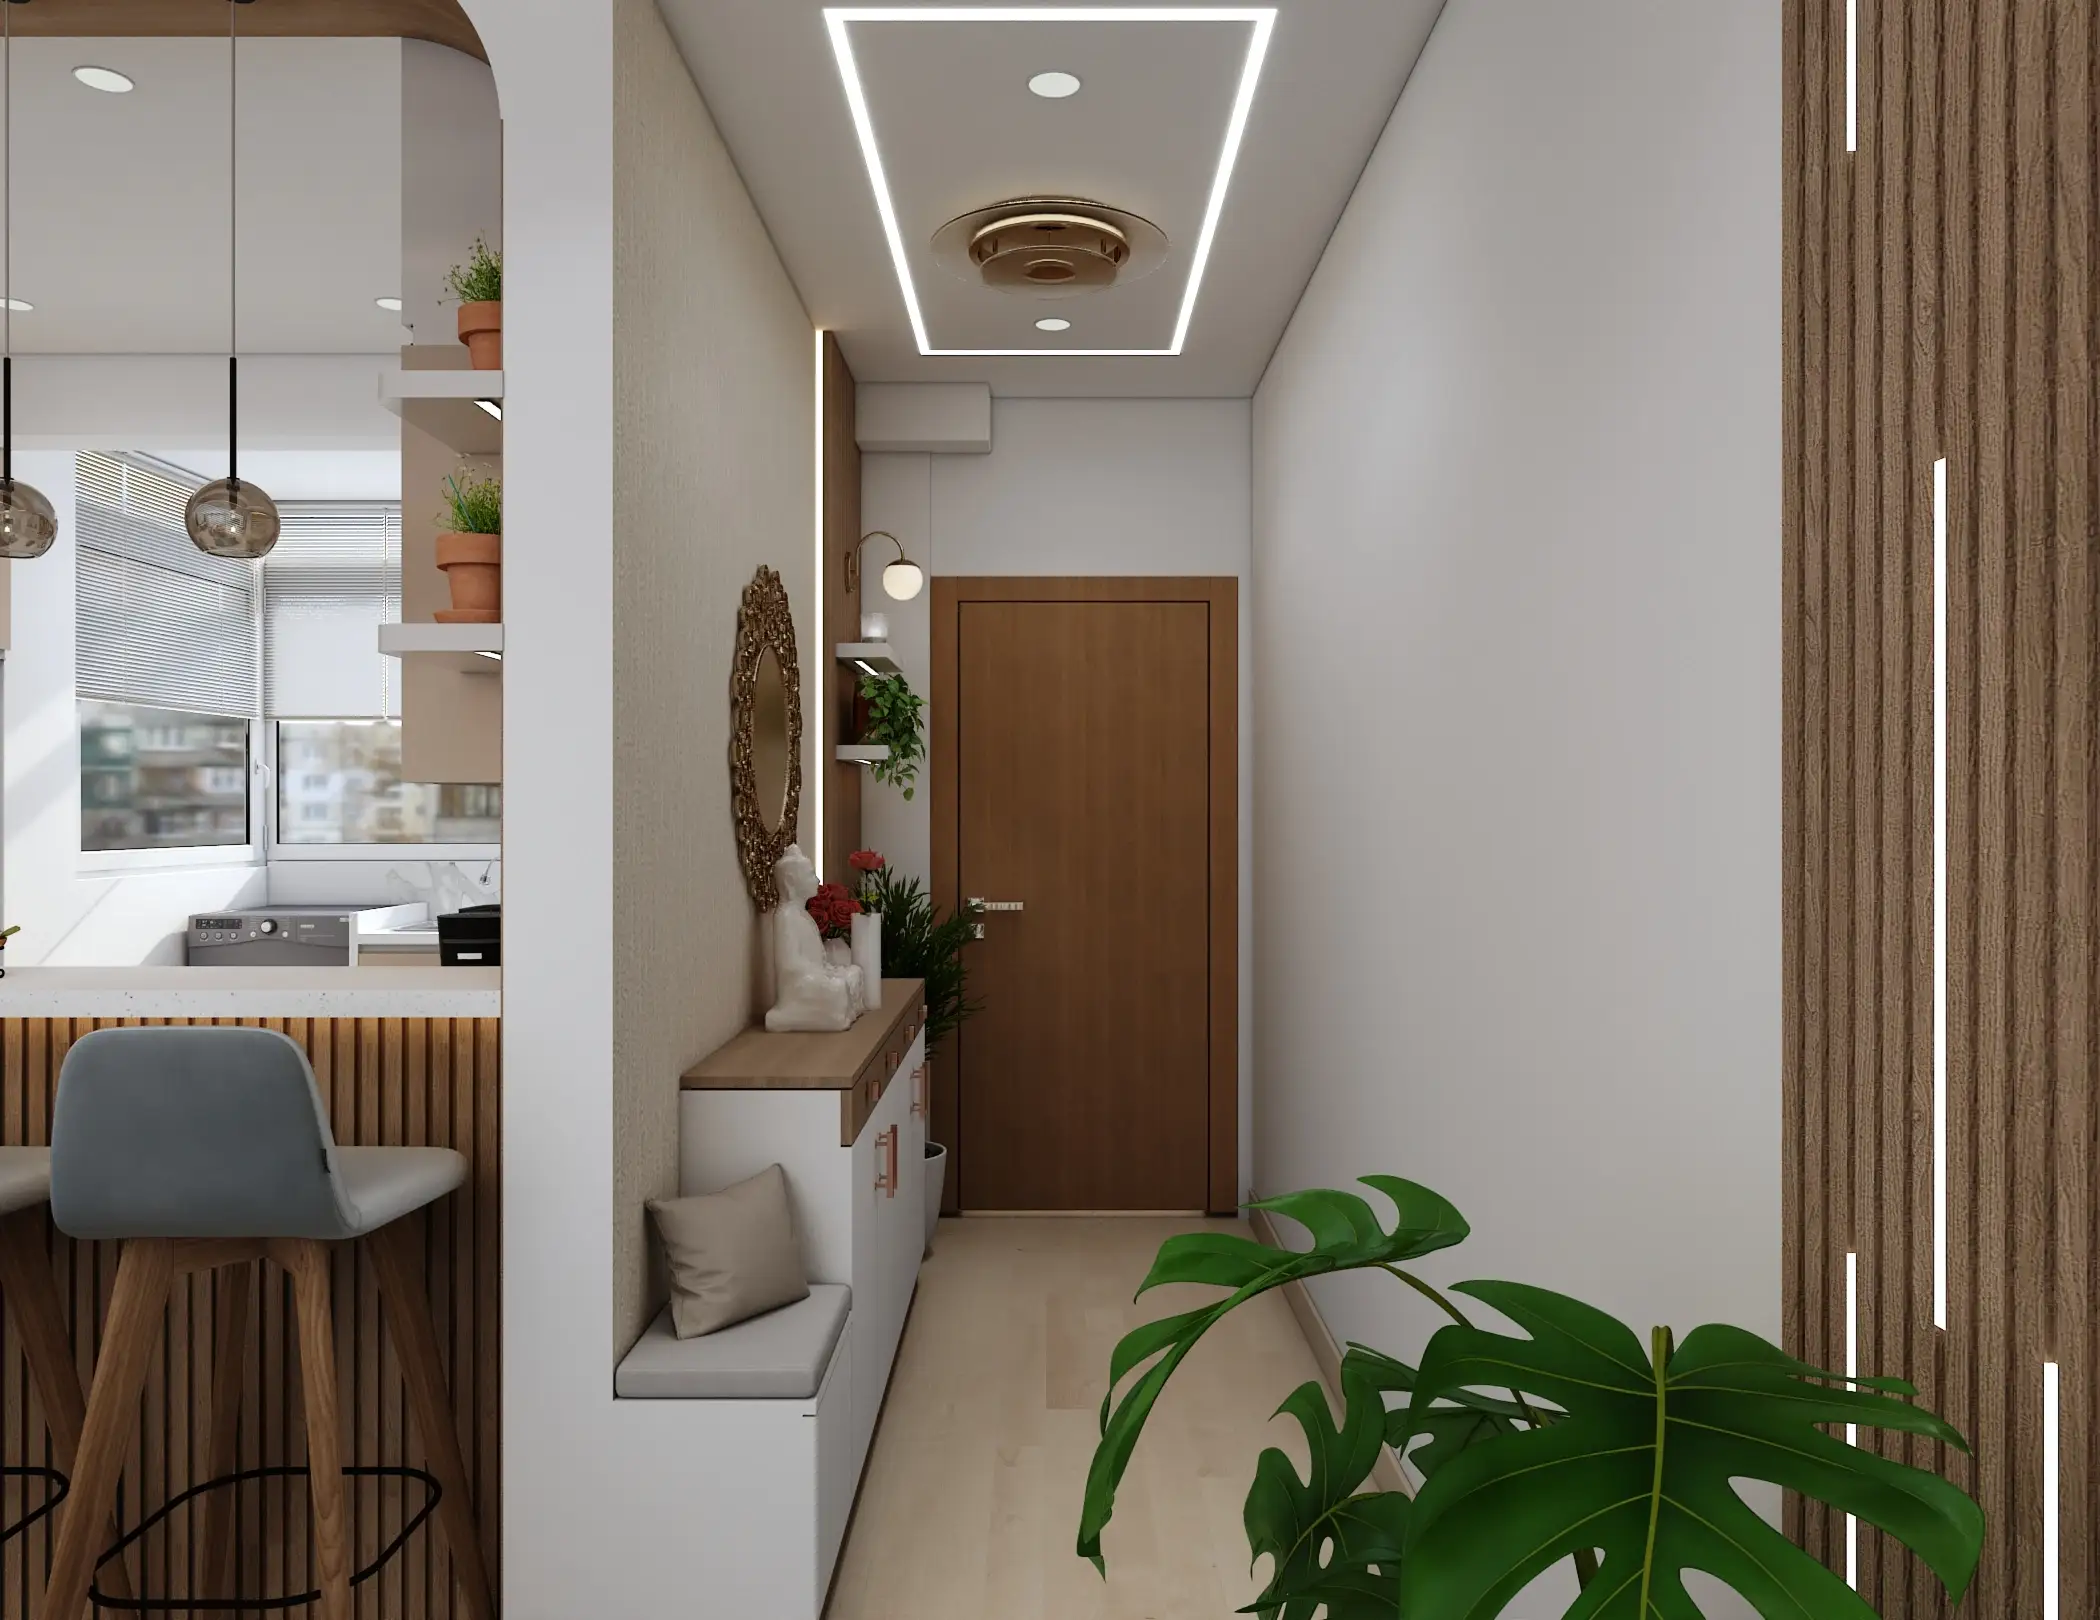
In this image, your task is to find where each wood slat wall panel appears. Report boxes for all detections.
[0,1017,499,1620]
[1785,0,2098,1608]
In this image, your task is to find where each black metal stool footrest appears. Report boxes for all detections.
[90,1464,441,1612]
[2,1463,69,1541]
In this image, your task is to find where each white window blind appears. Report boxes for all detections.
[262,503,402,718]
[75,452,259,718]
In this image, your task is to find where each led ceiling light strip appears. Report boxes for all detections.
[824,7,1276,357]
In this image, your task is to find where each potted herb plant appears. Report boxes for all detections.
[856,672,925,799]
[852,853,982,1250]
[1078,1174,1985,1620]
[435,470,501,624]
[446,236,503,370]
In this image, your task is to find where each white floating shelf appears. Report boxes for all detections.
[379,369,505,456]
[836,643,902,677]
[836,743,891,764]
[379,623,504,676]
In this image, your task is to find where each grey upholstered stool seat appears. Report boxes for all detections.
[0,1145,50,1217]
[41,1025,492,1620]
[50,1025,466,1240]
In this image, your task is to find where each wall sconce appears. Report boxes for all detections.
[845,530,925,601]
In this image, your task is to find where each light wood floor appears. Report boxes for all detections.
[825,1216,1326,1620]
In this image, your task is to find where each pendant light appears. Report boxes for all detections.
[184,0,278,558]
[0,0,56,560]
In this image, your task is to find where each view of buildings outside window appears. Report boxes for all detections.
[276,720,501,844]
[79,702,251,852]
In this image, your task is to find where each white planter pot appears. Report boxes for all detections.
[923,1141,948,1256]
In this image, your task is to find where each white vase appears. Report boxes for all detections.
[852,911,882,1009]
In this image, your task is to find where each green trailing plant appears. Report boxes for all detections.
[855,862,980,1059]
[1078,1175,1985,1620]
[444,236,503,304]
[858,672,926,799]
[441,471,502,535]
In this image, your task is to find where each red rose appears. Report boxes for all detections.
[806,881,862,940]
[849,849,886,873]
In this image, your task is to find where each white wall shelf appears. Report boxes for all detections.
[379,622,504,676]
[835,643,902,677]
[835,743,890,765]
[379,369,505,456]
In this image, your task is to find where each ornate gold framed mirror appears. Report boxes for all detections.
[730,566,804,911]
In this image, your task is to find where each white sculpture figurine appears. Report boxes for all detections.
[766,845,867,1033]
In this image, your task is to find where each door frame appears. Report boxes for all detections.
[931,575,1239,1215]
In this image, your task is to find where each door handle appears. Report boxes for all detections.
[969,899,1025,912]
[911,1063,929,1120]
[873,1125,900,1198]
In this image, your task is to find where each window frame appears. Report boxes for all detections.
[260,719,501,864]
[76,705,267,876]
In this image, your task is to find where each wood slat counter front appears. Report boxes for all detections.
[0,971,499,1620]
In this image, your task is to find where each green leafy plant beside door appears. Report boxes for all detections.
[1077,1175,1985,1619]
[858,672,926,800]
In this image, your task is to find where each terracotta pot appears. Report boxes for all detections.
[435,531,501,623]
[457,300,502,370]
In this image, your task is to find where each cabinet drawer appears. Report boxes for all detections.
[836,992,924,1146]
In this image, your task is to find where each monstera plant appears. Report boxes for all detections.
[1077,1177,1985,1619]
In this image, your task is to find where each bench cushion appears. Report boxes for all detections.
[616,1284,850,1399]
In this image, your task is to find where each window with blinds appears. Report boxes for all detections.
[75,452,259,717]
[262,502,402,718]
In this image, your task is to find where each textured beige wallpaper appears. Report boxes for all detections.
[611,0,816,1358]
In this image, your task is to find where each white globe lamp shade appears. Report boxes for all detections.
[882,558,926,601]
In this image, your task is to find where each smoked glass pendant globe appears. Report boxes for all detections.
[0,476,57,559]
[185,476,280,559]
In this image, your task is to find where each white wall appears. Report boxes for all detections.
[860,395,1255,1191]
[1251,9,1779,1607]
[610,0,816,1356]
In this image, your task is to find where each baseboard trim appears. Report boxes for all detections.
[1248,1204,1412,1497]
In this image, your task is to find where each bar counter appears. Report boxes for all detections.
[0,973,501,1620]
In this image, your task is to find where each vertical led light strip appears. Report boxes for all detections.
[1845,0,1859,151]
[812,328,827,869]
[2043,1361,2060,1620]
[1933,455,1948,1329]
[1844,1251,1859,1589]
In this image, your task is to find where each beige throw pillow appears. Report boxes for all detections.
[649,1164,810,1339]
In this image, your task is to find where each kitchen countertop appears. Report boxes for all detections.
[0,966,501,1018]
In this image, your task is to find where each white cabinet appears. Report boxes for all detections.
[848,1030,925,1463]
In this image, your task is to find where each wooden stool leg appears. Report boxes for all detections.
[368,1217,496,1620]
[44,1237,172,1620]
[201,1258,254,1601]
[274,1239,351,1620]
[0,1212,137,1607]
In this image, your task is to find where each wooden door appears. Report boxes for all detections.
[934,579,1236,1213]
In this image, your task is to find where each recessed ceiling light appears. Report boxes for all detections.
[375,296,404,313]
[827,7,1277,357]
[1035,317,1072,332]
[73,65,136,94]
[1028,70,1081,98]
[2,298,31,313]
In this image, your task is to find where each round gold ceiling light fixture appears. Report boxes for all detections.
[932,197,1169,301]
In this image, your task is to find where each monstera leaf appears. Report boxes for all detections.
[1078,1177,1469,1570]
[1243,1349,1410,1619]
[1401,1282,1986,1620]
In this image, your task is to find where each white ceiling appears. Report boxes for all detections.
[660,0,1445,397]
[0,37,405,355]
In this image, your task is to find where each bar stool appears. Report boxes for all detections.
[41,1026,496,1620]
[0,1146,132,1594]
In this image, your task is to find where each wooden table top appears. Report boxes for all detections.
[681,979,926,1090]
